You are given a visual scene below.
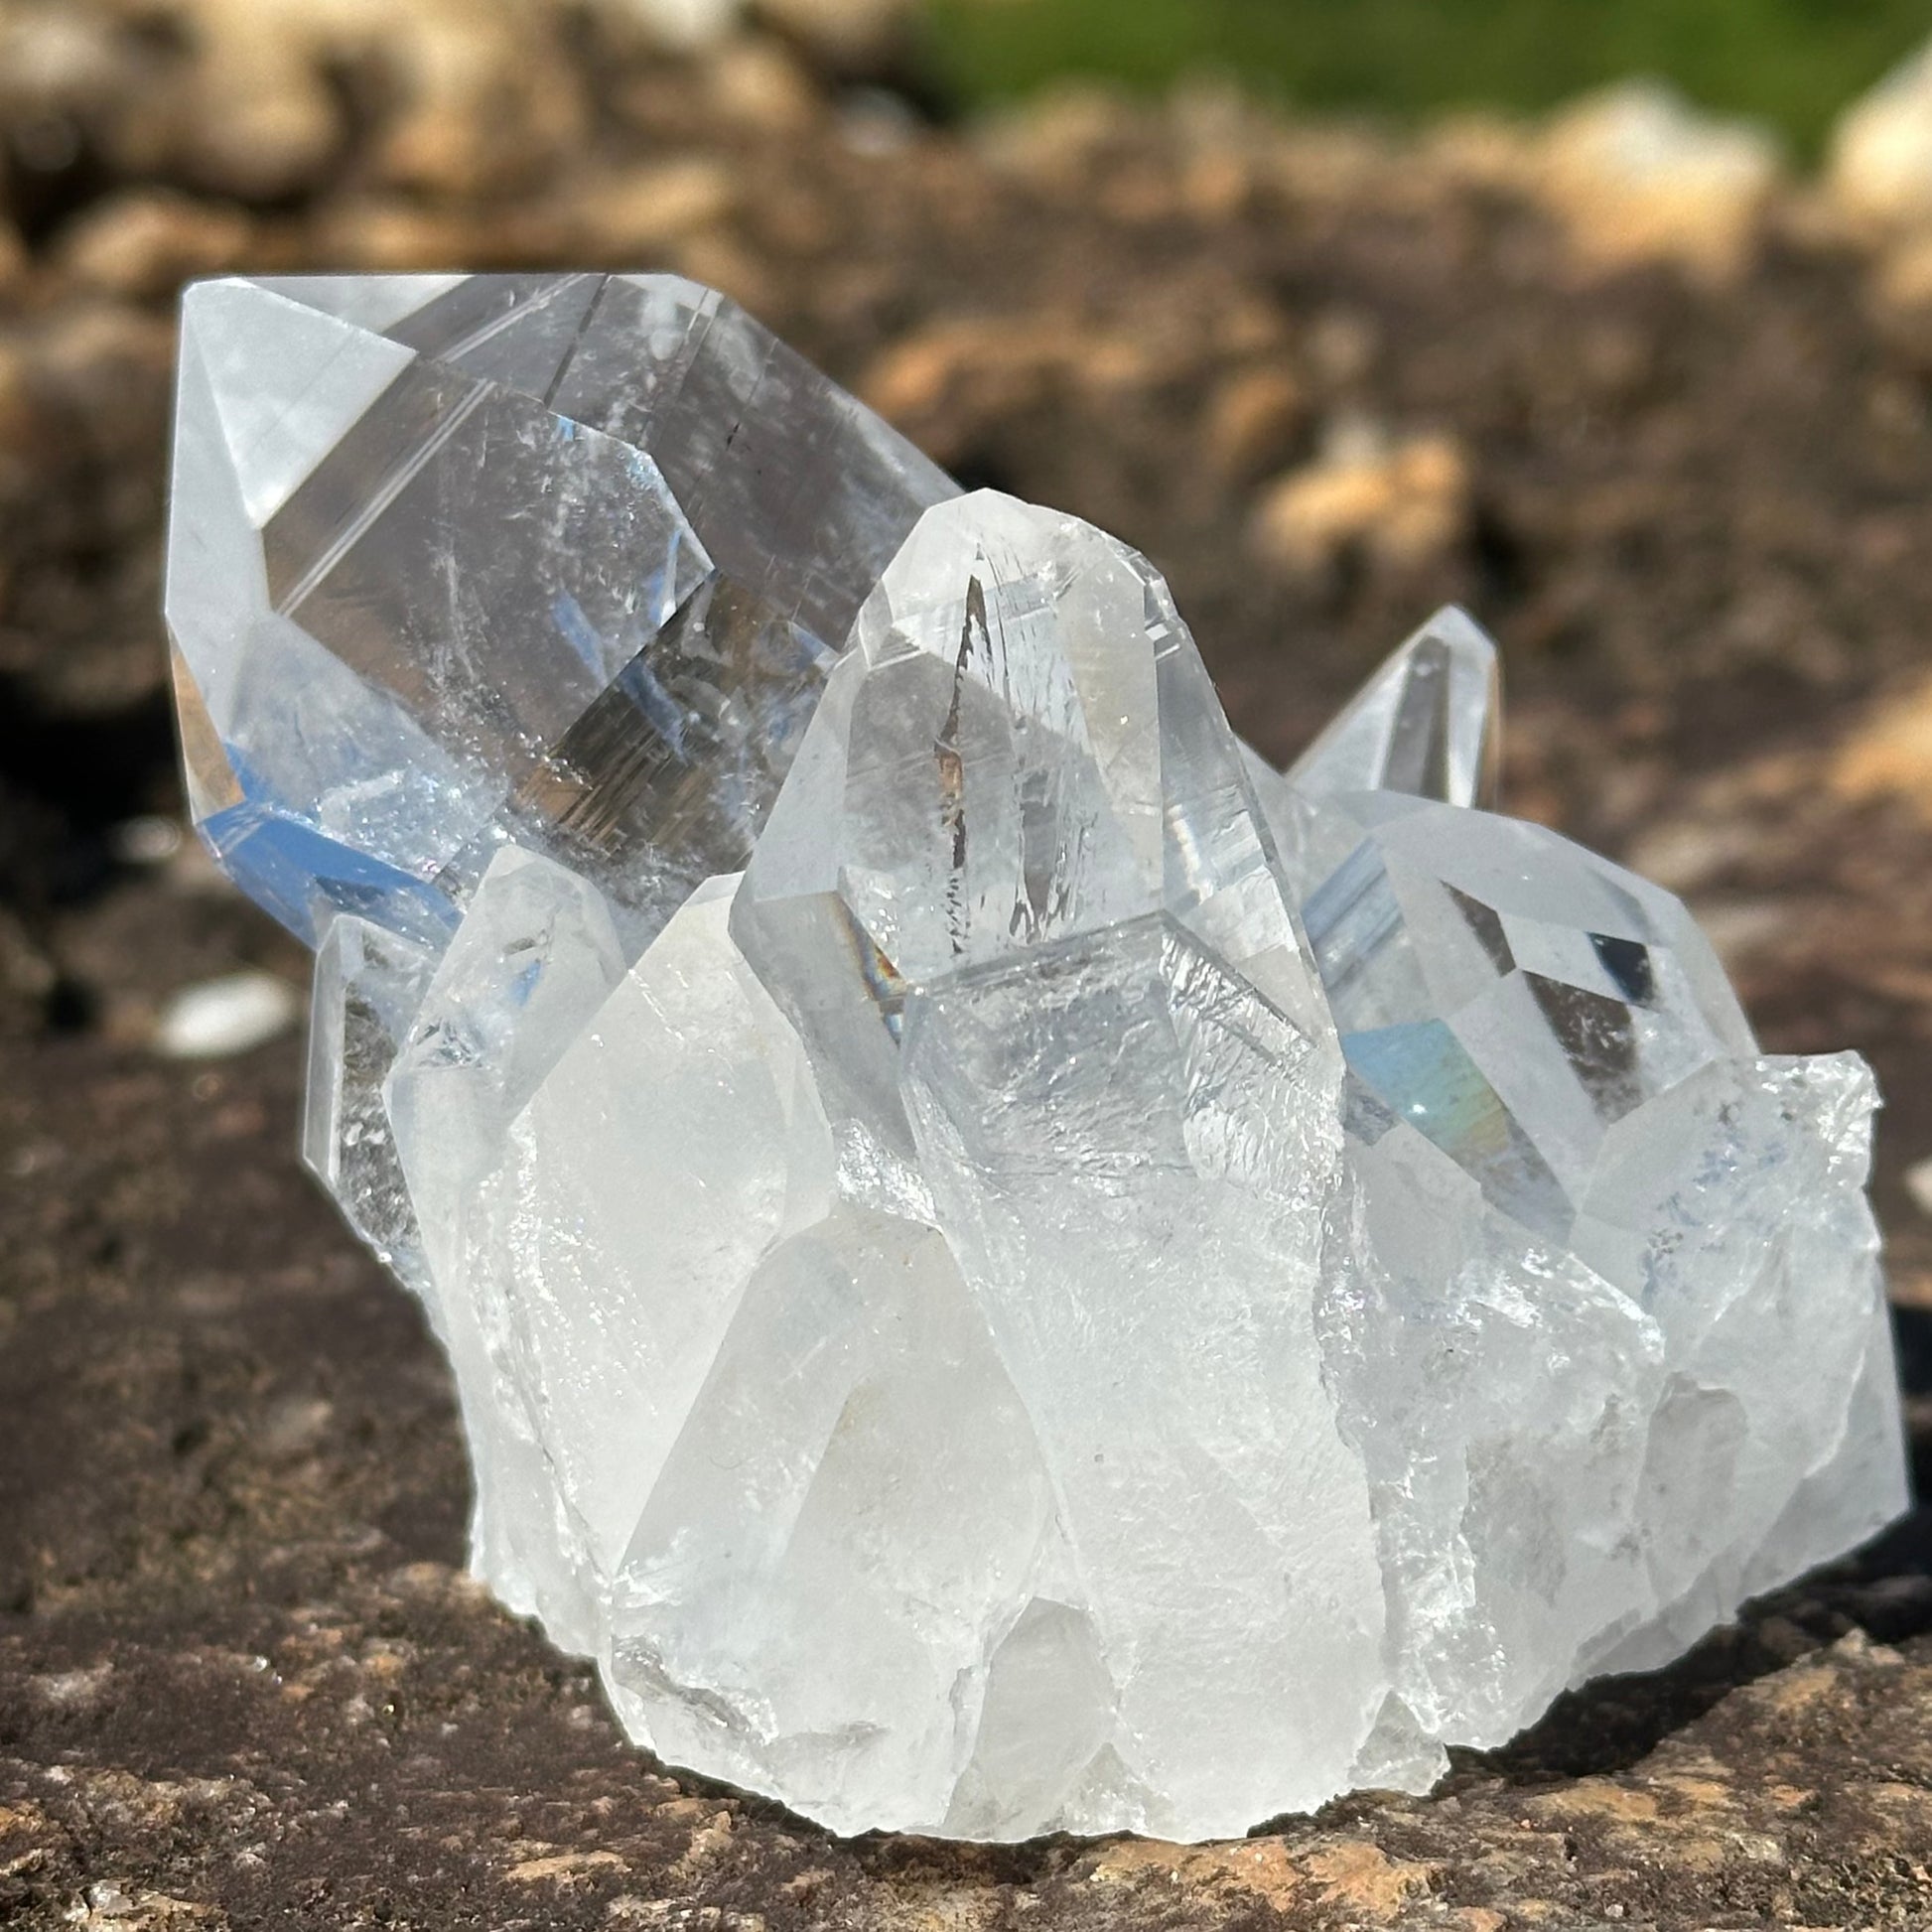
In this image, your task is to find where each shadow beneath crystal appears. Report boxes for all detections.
[1288,1303,1932,1822]
[1442,1527,1930,1793]
[845,1828,1081,1888]
[1439,1301,1932,1792]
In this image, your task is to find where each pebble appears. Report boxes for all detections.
[760,0,909,66]
[566,160,737,255]
[1249,421,1470,577]
[704,38,822,132]
[57,191,254,302]
[1533,80,1785,280]
[1904,1157,1932,1219]
[1204,364,1307,483]
[1830,35,1932,234]
[154,971,301,1060]
[619,0,742,50]
[108,816,186,868]
[1827,669,1932,816]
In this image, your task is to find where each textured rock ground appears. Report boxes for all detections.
[3,5,1932,1924]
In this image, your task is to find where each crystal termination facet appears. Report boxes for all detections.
[166,274,1909,1844]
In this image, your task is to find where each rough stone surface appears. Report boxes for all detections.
[5,10,1932,1924]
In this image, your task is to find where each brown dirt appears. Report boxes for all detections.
[2,9,1931,1927]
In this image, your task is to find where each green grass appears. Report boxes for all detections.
[922,0,1932,158]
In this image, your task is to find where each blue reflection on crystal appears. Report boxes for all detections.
[203,748,460,949]
[552,592,616,683]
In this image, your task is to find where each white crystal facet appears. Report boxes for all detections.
[481,872,833,1593]
[168,281,1909,1846]
[385,845,628,1646]
[608,1199,1065,1835]
[901,915,1382,1831]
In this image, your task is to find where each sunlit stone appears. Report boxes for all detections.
[168,281,1908,1844]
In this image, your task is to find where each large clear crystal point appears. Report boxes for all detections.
[165,274,956,948]
[168,284,1907,1846]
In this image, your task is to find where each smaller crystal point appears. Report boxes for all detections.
[165,280,1907,1848]
[384,845,628,1647]
[1292,604,1501,810]
[1301,787,1754,1240]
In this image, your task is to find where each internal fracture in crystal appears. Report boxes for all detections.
[167,274,1909,1844]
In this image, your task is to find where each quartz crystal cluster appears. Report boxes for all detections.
[167,274,1908,1843]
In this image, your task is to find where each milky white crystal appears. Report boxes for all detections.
[165,274,1909,1843]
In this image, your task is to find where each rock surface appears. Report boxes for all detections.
[4,7,1932,1924]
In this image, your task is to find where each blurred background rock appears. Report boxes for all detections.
[5,5,1932,1925]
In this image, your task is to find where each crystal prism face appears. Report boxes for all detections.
[166,273,955,947]
[166,287,1908,1844]
[739,489,1300,992]
[1303,788,1755,1241]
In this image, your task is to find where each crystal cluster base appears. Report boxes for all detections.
[167,275,1908,1843]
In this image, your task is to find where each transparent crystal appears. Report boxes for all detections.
[900,914,1380,1831]
[1243,604,1501,901]
[166,285,1908,1846]
[737,490,1301,985]
[303,914,436,1293]
[730,489,1326,1164]
[606,1197,1066,1836]
[1303,788,1755,1242]
[1292,604,1500,809]
[165,273,955,949]
[473,871,833,1615]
